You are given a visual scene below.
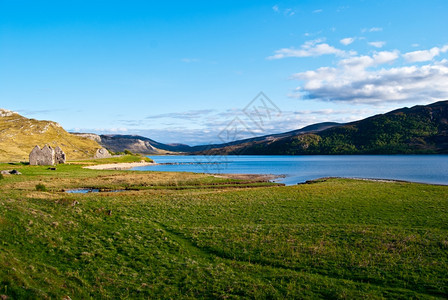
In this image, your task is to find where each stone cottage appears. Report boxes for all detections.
[29,145,66,166]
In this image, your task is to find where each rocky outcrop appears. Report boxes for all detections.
[0,109,16,117]
[71,133,102,143]
[29,145,66,166]
[94,148,112,159]
[96,135,164,154]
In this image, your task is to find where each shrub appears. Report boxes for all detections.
[35,183,47,191]
[124,150,134,155]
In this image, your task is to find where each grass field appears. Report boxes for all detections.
[0,157,447,299]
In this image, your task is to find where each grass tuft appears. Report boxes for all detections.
[35,183,47,191]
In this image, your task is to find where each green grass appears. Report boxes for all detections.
[35,183,47,191]
[79,154,154,164]
[0,163,447,299]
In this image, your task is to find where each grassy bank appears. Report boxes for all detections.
[0,160,447,298]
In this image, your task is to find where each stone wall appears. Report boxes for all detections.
[29,145,66,166]
[54,146,66,164]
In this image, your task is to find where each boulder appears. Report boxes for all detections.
[94,148,112,159]
[0,169,22,175]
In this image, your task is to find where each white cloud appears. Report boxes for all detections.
[272,5,295,16]
[304,30,323,37]
[291,50,448,104]
[340,37,355,46]
[369,27,383,32]
[268,40,353,59]
[313,9,323,13]
[338,51,399,70]
[92,127,129,133]
[368,41,386,48]
[284,8,295,16]
[403,45,448,62]
[362,27,383,33]
[146,109,215,120]
[372,50,400,64]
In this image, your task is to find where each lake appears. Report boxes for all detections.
[132,155,448,186]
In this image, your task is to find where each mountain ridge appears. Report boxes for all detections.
[72,121,342,154]
[70,101,448,155]
[3,100,446,162]
[194,100,448,155]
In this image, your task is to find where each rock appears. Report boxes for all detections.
[94,148,112,159]
[29,145,66,166]
[0,108,16,117]
[0,170,22,175]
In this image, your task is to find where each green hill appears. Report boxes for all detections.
[197,100,448,155]
[0,109,102,162]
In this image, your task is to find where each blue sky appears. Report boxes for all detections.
[1,0,448,145]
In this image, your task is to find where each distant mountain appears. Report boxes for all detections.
[195,100,448,155]
[71,133,192,154]
[72,122,341,155]
[0,109,102,162]
[187,121,342,152]
[69,100,448,156]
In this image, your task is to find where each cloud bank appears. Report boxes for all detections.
[269,41,448,104]
[268,39,354,59]
[403,45,448,62]
[292,58,448,103]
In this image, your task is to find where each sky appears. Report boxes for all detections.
[1,0,448,145]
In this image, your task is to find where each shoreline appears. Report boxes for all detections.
[83,162,283,183]
[83,162,155,170]
[301,176,448,186]
[212,173,285,182]
[82,162,446,186]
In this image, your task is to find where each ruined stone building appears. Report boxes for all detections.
[29,145,66,166]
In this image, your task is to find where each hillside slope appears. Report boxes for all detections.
[188,121,341,153]
[196,101,448,155]
[71,133,190,154]
[0,109,102,162]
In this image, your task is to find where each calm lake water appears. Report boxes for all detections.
[132,155,448,186]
